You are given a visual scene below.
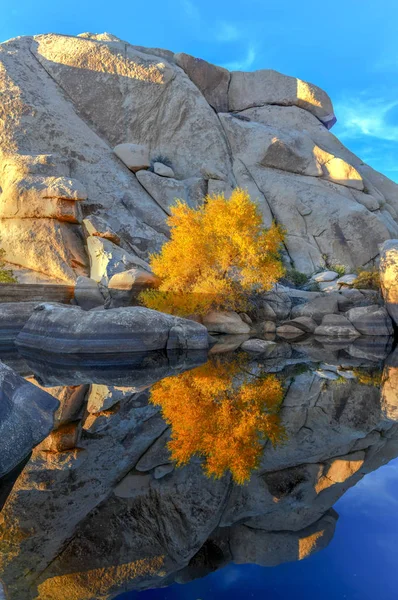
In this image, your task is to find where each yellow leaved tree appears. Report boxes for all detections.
[150,354,285,485]
[140,188,285,316]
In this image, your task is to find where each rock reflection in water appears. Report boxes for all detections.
[0,339,397,599]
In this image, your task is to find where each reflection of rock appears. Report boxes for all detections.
[18,348,208,387]
[0,362,58,477]
[1,340,398,599]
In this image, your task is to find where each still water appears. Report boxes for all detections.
[0,334,397,600]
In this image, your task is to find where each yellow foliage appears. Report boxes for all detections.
[140,189,285,316]
[353,368,382,387]
[149,354,286,485]
[353,269,380,291]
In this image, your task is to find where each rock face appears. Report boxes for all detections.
[0,32,397,282]
[15,303,210,354]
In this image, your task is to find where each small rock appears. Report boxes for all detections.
[108,268,159,307]
[154,464,174,479]
[202,311,250,334]
[153,162,175,178]
[209,334,250,354]
[74,276,105,311]
[113,143,150,172]
[41,421,81,452]
[315,369,340,380]
[241,339,276,353]
[337,369,356,379]
[336,274,357,287]
[82,215,121,245]
[318,281,340,293]
[239,312,253,325]
[283,316,317,333]
[312,271,339,283]
[276,324,306,339]
[256,321,276,335]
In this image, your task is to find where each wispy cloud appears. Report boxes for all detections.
[215,22,241,43]
[335,94,398,143]
[222,45,257,71]
[181,0,201,22]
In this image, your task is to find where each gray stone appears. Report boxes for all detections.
[314,314,360,338]
[87,236,150,286]
[174,52,230,112]
[311,271,339,283]
[346,305,393,336]
[113,143,150,172]
[241,339,276,353]
[202,311,250,334]
[16,303,209,354]
[0,361,59,477]
[290,295,339,323]
[74,276,105,310]
[153,162,175,178]
[336,274,357,287]
[108,268,159,307]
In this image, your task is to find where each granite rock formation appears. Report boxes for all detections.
[1,32,398,283]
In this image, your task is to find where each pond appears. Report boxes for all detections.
[0,334,397,600]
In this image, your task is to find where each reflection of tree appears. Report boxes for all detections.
[150,355,285,485]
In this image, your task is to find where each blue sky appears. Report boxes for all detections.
[1,0,397,182]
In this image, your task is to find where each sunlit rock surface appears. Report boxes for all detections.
[0,33,398,282]
[0,338,397,599]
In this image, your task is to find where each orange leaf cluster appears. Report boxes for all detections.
[149,354,286,485]
[140,189,285,316]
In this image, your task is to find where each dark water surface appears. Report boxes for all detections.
[0,335,397,599]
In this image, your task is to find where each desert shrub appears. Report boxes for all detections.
[284,268,309,288]
[353,368,382,387]
[332,264,346,277]
[353,268,380,291]
[140,188,285,316]
[0,242,16,283]
[149,354,285,484]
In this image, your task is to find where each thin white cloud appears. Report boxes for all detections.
[222,45,257,71]
[335,94,398,143]
[181,0,201,22]
[216,22,241,43]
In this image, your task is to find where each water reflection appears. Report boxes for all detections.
[0,338,397,599]
[149,354,285,484]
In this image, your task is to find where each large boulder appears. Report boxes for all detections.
[16,303,210,354]
[174,52,230,112]
[379,239,398,327]
[346,305,393,336]
[228,69,335,127]
[87,236,151,285]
